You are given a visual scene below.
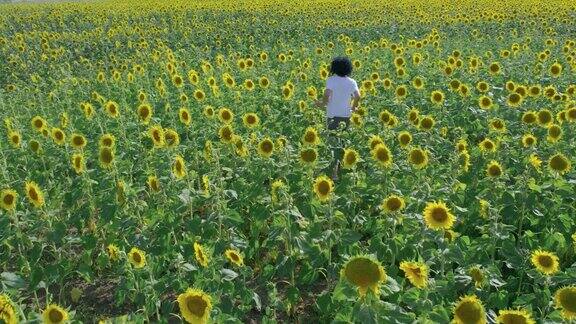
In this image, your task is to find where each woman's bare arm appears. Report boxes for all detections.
[315,89,332,108]
[351,90,360,111]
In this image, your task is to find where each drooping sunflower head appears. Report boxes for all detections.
[127,247,146,269]
[548,153,571,175]
[342,148,359,169]
[371,143,393,168]
[381,194,405,213]
[423,200,455,230]
[42,304,69,324]
[496,308,536,324]
[341,256,386,297]
[486,160,503,177]
[225,249,244,267]
[530,249,560,275]
[257,138,274,158]
[408,148,429,169]
[399,261,428,289]
[177,288,212,324]
[193,242,209,267]
[452,295,486,324]
[554,286,576,320]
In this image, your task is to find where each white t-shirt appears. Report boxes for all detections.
[325,75,359,118]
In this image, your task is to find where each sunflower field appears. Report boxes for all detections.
[1,0,576,323]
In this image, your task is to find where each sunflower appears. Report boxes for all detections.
[29,140,41,154]
[459,151,471,172]
[147,175,161,193]
[395,85,408,100]
[546,124,562,142]
[550,62,562,77]
[0,189,17,212]
[31,116,47,132]
[25,181,45,208]
[419,116,435,131]
[259,76,270,88]
[530,249,560,275]
[554,286,576,319]
[476,81,489,93]
[0,293,17,324]
[51,128,66,145]
[521,134,537,147]
[528,154,542,170]
[489,118,506,132]
[478,96,493,109]
[193,89,205,101]
[42,304,69,324]
[488,62,501,75]
[537,109,553,126]
[506,93,523,107]
[468,266,485,288]
[218,125,234,143]
[478,138,497,153]
[456,139,467,153]
[106,244,120,261]
[218,107,234,124]
[127,247,146,269]
[342,148,359,169]
[548,153,571,174]
[161,128,178,148]
[7,131,21,148]
[148,125,165,148]
[313,175,334,202]
[225,249,244,267]
[496,308,535,324]
[203,106,215,119]
[412,76,424,89]
[368,135,384,150]
[257,138,274,158]
[397,131,412,147]
[399,261,428,288]
[137,103,153,124]
[299,147,318,165]
[172,155,187,179]
[104,100,120,118]
[371,143,393,168]
[452,295,486,324]
[177,288,212,324]
[379,110,392,124]
[423,201,455,230]
[179,108,192,126]
[71,153,85,175]
[486,160,503,177]
[99,147,114,168]
[407,108,419,123]
[430,90,445,105]
[240,113,260,129]
[99,134,116,148]
[70,134,87,149]
[408,148,429,169]
[341,256,386,297]
[567,107,576,122]
[302,127,320,146]
[194,242,209,267]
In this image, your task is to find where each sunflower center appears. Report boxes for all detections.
[376,148,389,162]
[261,141,273,153]
[49,309,64,322]
[550,156,568,171]
[73,137,84,146]
[3,194,14,205]
[410,150,425,164]
[304,132,316,143]
[431,207,447,222]
[186,296,207,317]
[387,198,401,211]
[28,188,39,201]
[317,180,330,195]
[345,152,356,165]
[301,149,316,163]
[230,253,239,262]
[559,290,576,312]
[132,252,142,263]
[455,300,482,322]
[344,258,382,288]
[500,313,528,324]
[537,255,553,268]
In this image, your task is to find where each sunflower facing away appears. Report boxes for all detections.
[341,255,386,297]
[313,175,334,202]
[554,286,576,320]
[399,261,428,289]
[194,242,209,267]
[225,249,244,267]
[127,247,146,269]
[496,308,535,324]
[530,249,559,275]
[177,288,212,324]
[452,295,487,324]
[42,304,69,324]
[423,201,455,230]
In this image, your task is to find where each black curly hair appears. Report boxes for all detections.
[329,56,353,77]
